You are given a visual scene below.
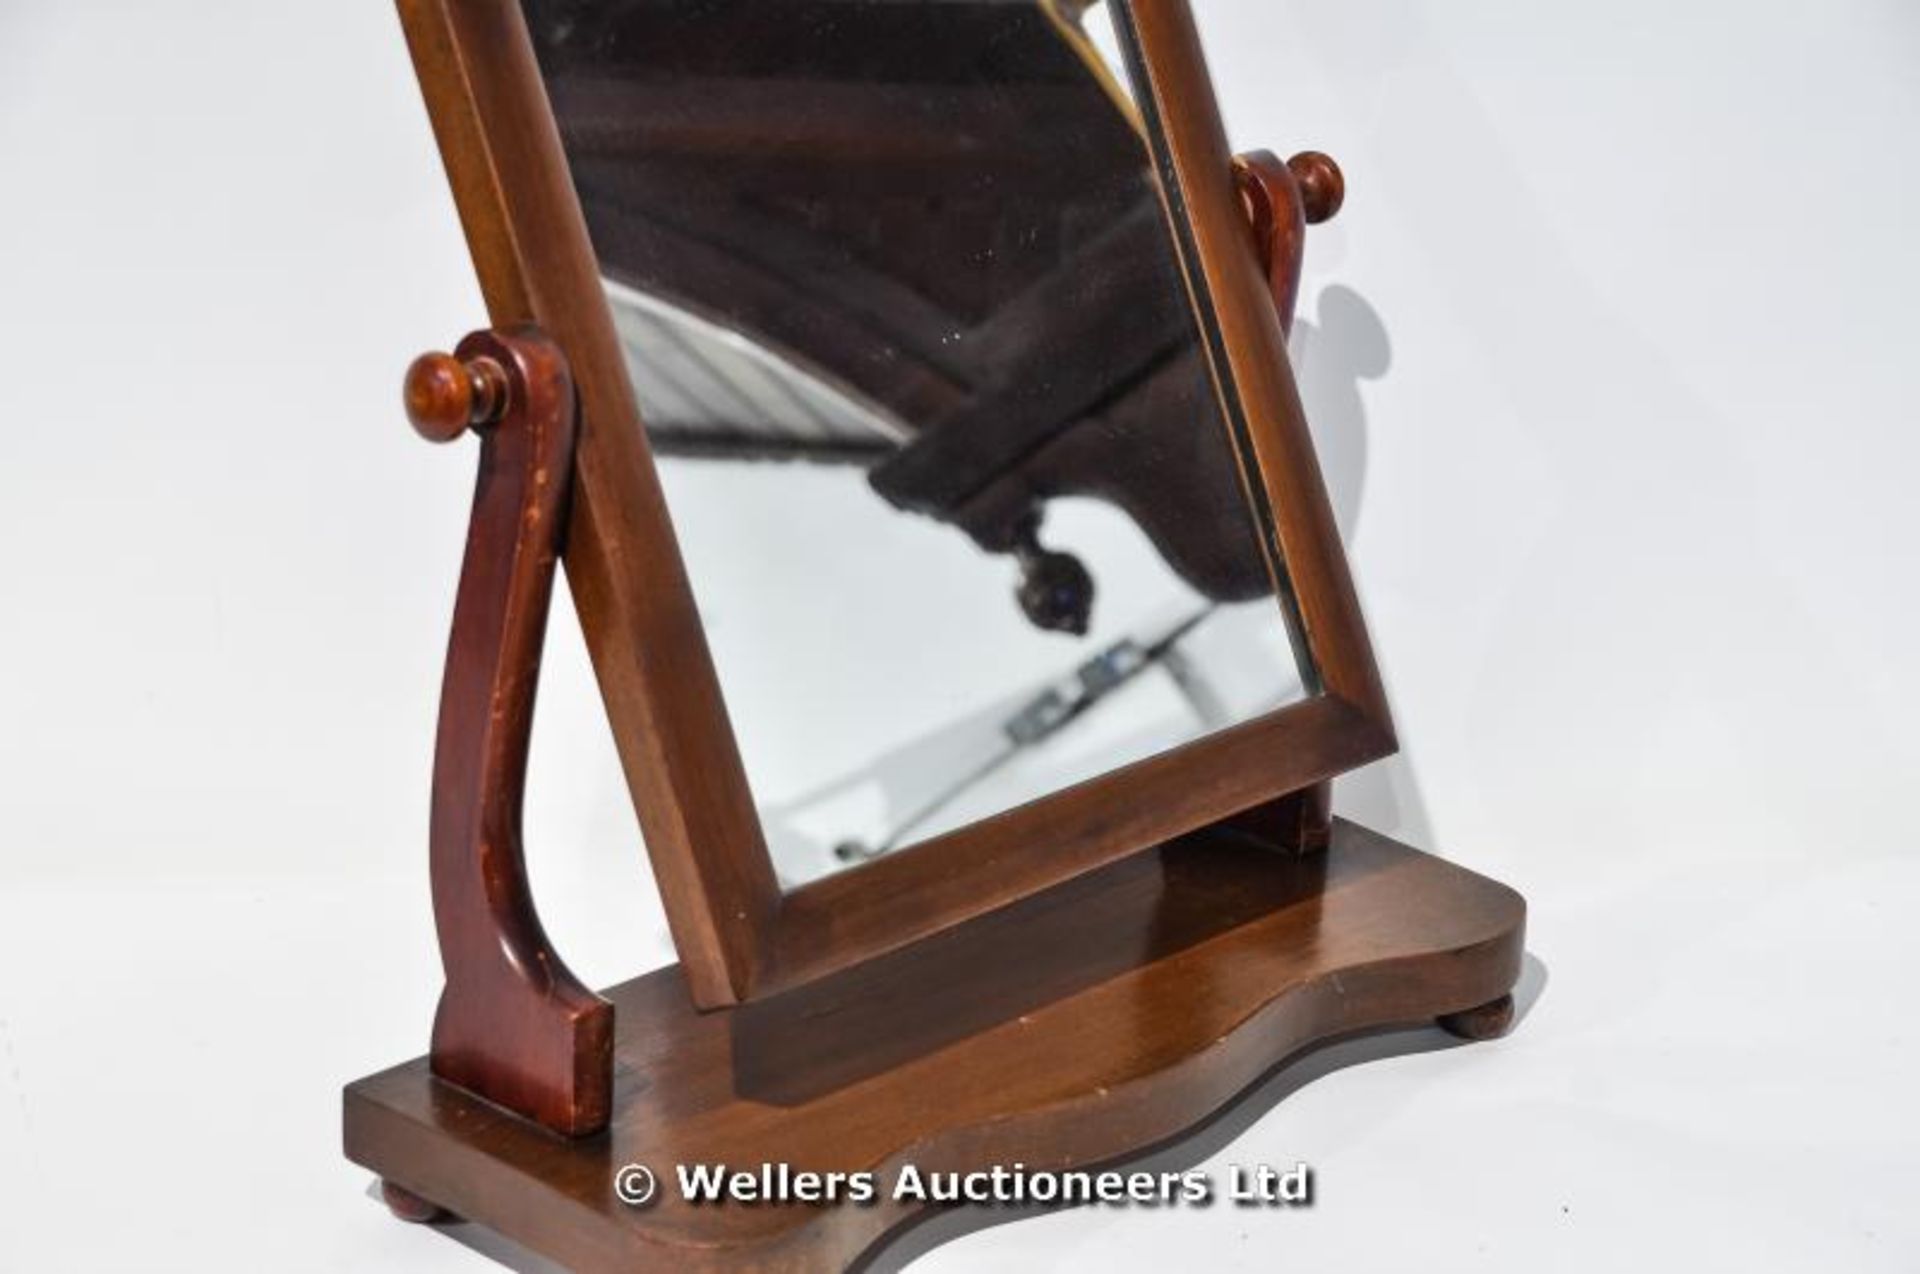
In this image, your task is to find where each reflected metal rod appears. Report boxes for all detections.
[833,606,1215,864]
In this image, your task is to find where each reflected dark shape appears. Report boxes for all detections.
[1011,512,1094,635]
[522,0,1274,616]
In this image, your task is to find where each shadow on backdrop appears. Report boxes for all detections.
[1290,285,1432,849]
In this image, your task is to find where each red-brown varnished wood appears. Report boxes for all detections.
[1234,147,1346,344]
[1287,149,1345,224]
[1232,144,1347,854]
[1234,149,1310,337]
[380,1179,453,1225]
[346,819,1524,1273]
[1291,779,1335,852]
[398,0,782,1009]
[1220,782,1335,855]
[404,349,510,443]
[420,326,613,1138]
[1438,993,1517,1041]
[1128,2,1390,732]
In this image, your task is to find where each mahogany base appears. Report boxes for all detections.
[344,819,1524,1272]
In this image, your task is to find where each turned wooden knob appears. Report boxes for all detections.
[404,350,510,442]
[1286,151,1344,224]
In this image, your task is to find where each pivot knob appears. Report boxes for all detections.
[404,350,511,442]
[1286,150,1344,224]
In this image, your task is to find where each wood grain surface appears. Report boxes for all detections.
[346,819,1524,1272]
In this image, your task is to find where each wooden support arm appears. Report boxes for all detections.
[1233,148,1344,341]
[1229,147,1347,855]
[403,326,614,1137]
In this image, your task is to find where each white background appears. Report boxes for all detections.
[2,1,1917,1270]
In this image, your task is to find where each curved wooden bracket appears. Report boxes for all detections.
[405,326,614,1138]
[1231,147,1346,855]
[1233,148,1344,341]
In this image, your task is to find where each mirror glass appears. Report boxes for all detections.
[523,0,1312,886]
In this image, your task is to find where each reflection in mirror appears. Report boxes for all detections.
[523,0,1312,885]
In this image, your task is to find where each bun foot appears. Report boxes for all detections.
[381,1179,454,1225]
[1437,993,1514,1041]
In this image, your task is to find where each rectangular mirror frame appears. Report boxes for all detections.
[397,0,1394,1008]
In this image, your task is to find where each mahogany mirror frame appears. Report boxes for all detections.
[396,0,1395,1009]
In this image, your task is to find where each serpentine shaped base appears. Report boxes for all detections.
[345,820,1524,1272]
